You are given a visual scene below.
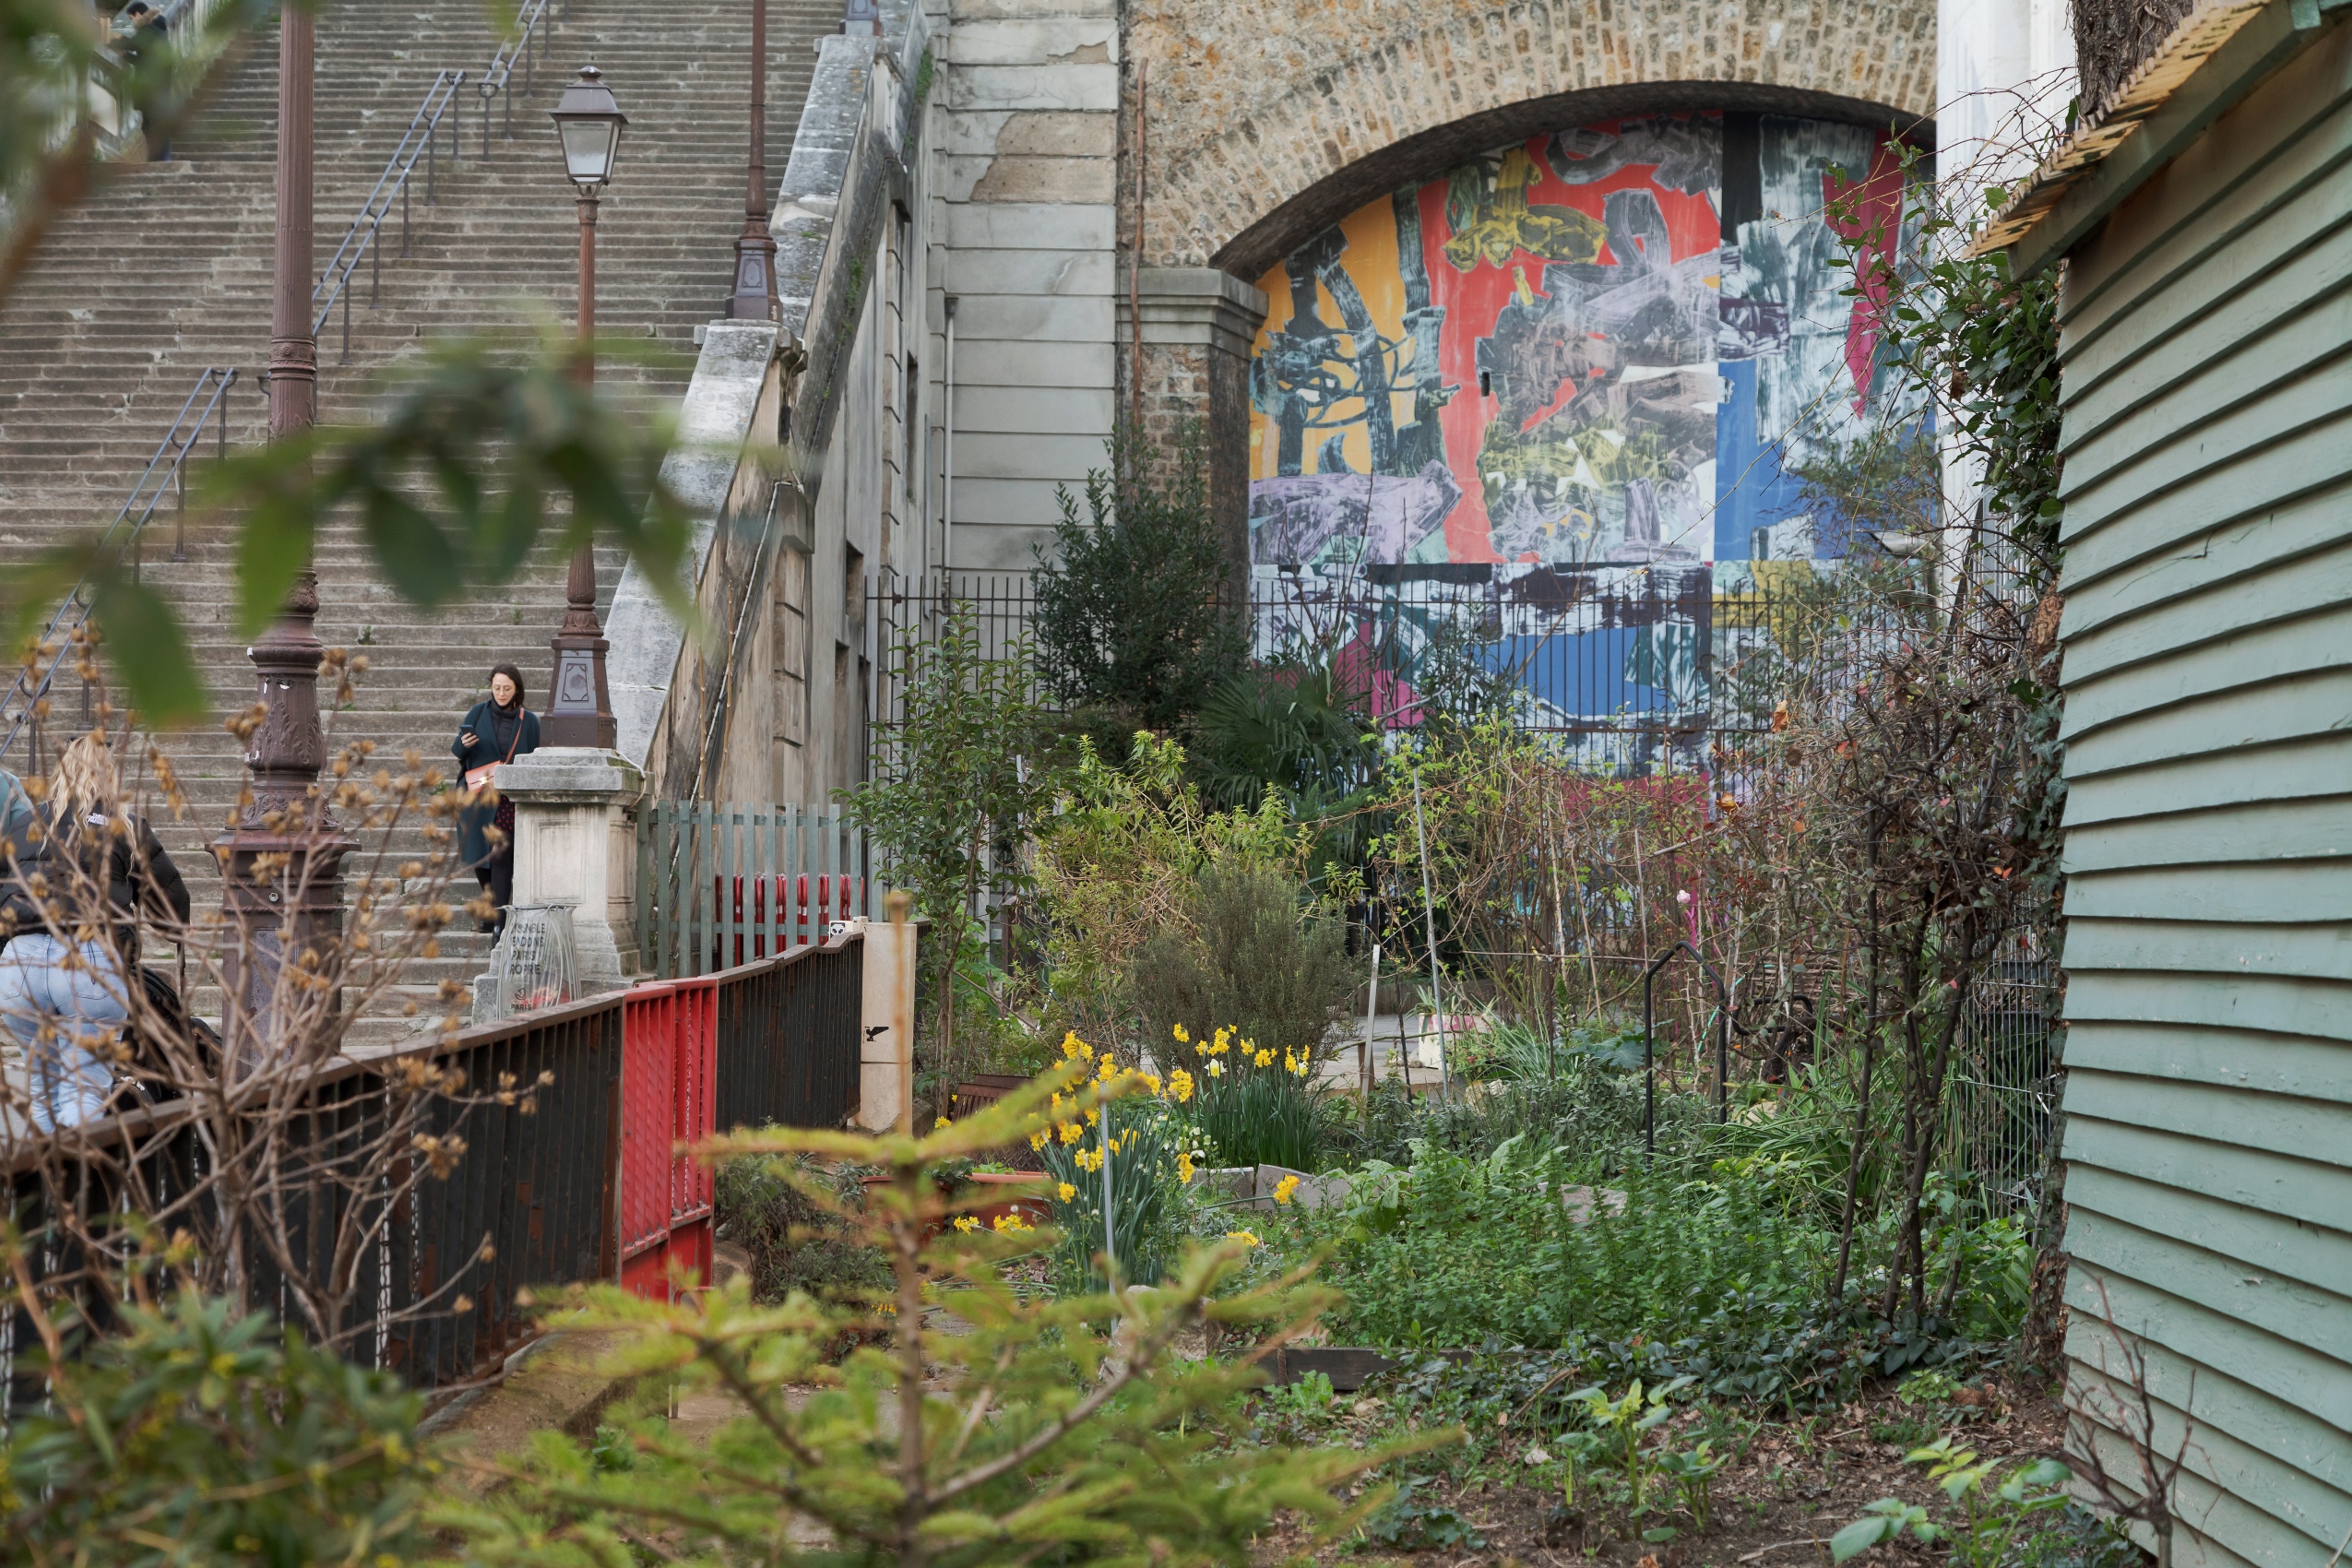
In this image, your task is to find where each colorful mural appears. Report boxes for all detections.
[1244,112,1918,744]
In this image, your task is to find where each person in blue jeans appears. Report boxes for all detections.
[0,733,190,1130]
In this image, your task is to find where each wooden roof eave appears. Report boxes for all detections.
[1974,0,2350,278]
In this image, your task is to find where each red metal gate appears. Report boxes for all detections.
[619,977,717,1300]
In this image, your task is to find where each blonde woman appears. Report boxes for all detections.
[0,732,191,1130]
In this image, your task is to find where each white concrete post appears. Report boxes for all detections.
[499,746,644,994]
[857,896,918,1132]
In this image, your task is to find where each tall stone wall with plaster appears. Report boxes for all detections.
[932,0,1121,572]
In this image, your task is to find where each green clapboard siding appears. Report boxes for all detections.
[2052,14,2352,1566]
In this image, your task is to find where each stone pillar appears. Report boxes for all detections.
[498,747,643,994]
[1118,266,1270,580]
[857,912,918,1132]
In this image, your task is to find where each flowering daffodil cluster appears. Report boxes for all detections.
[1272,1174,1301,1206]
[1174,1023,1313,1083]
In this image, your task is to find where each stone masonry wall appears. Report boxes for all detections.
[1123,0,1938,275]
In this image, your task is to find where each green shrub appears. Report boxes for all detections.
[714,1146,892,1305]
[1327,1063,1707,1170]
[1033,421,1244,741]
[1129,861,1355,1058]
[0,1291,427,1564]
[1305,1141,1828,1352]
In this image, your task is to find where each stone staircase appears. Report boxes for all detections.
[0,0,842,1049]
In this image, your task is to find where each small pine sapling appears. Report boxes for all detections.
[445,1062,1446,1567]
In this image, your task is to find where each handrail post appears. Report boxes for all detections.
[401,172,410,255]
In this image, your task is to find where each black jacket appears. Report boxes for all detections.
[451,698,540,778]
[0,804,193,946]
[453,699,540,867]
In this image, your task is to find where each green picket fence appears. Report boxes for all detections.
[636,801,870,980]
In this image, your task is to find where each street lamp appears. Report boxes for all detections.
[217,0,353,1069]
[550,65,626,372]
[727,0,780,322]
[543,65,624,750]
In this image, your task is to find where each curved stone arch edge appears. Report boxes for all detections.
[1202,80,1936,281]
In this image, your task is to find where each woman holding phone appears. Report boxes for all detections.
[451,663,540,937]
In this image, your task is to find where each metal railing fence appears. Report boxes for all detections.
[636,800,871,980]
[0,365,238,773]
[3,932,869,1406]
[478,0,566,156]
[864,565,1904,777]
[313,68,468,364]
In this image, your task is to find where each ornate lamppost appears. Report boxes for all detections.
[544,66,625,748]
[728,0,780,322]
[216,0,351,1065]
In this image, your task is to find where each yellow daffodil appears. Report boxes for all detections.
[1062,1031,1087,1060]
[1058,1182,1077,1202]
[1226,1229,1262,1248]
[1173,1023,1190,1043]
[1177,1150,1194,1183]
[1206,1060,1224,1077]
[1168,1068,1194,1104]
[1254,1049,1276,1069]
[1085,1107,1100,1125]
[1273,1174,1301,1206]
[992,1214,1031,1233]
[1028,1130,1049,1151]
[1058,1122,1084,1145]
[935,1115,951,1129]
[953,1216,979,1233]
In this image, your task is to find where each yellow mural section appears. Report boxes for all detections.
[1247,197,1413,484]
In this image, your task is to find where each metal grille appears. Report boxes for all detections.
[1945,933,2061,1218]
[619,984,681,1265]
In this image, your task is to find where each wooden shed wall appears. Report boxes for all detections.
[2052,18,2352,1568]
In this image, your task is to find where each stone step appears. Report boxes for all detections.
[1,0,838,1032]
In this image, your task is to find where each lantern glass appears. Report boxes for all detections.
[550,65,627,187]
[560,116,618,184]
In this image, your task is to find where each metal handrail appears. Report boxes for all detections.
[312,68,467,364]
[479,0,566,155]
[0,367,238,768]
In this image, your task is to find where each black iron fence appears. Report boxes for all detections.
[864,564,1905,776]
[3,934,868,1406]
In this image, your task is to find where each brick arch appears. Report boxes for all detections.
[1128,0,1937,275]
